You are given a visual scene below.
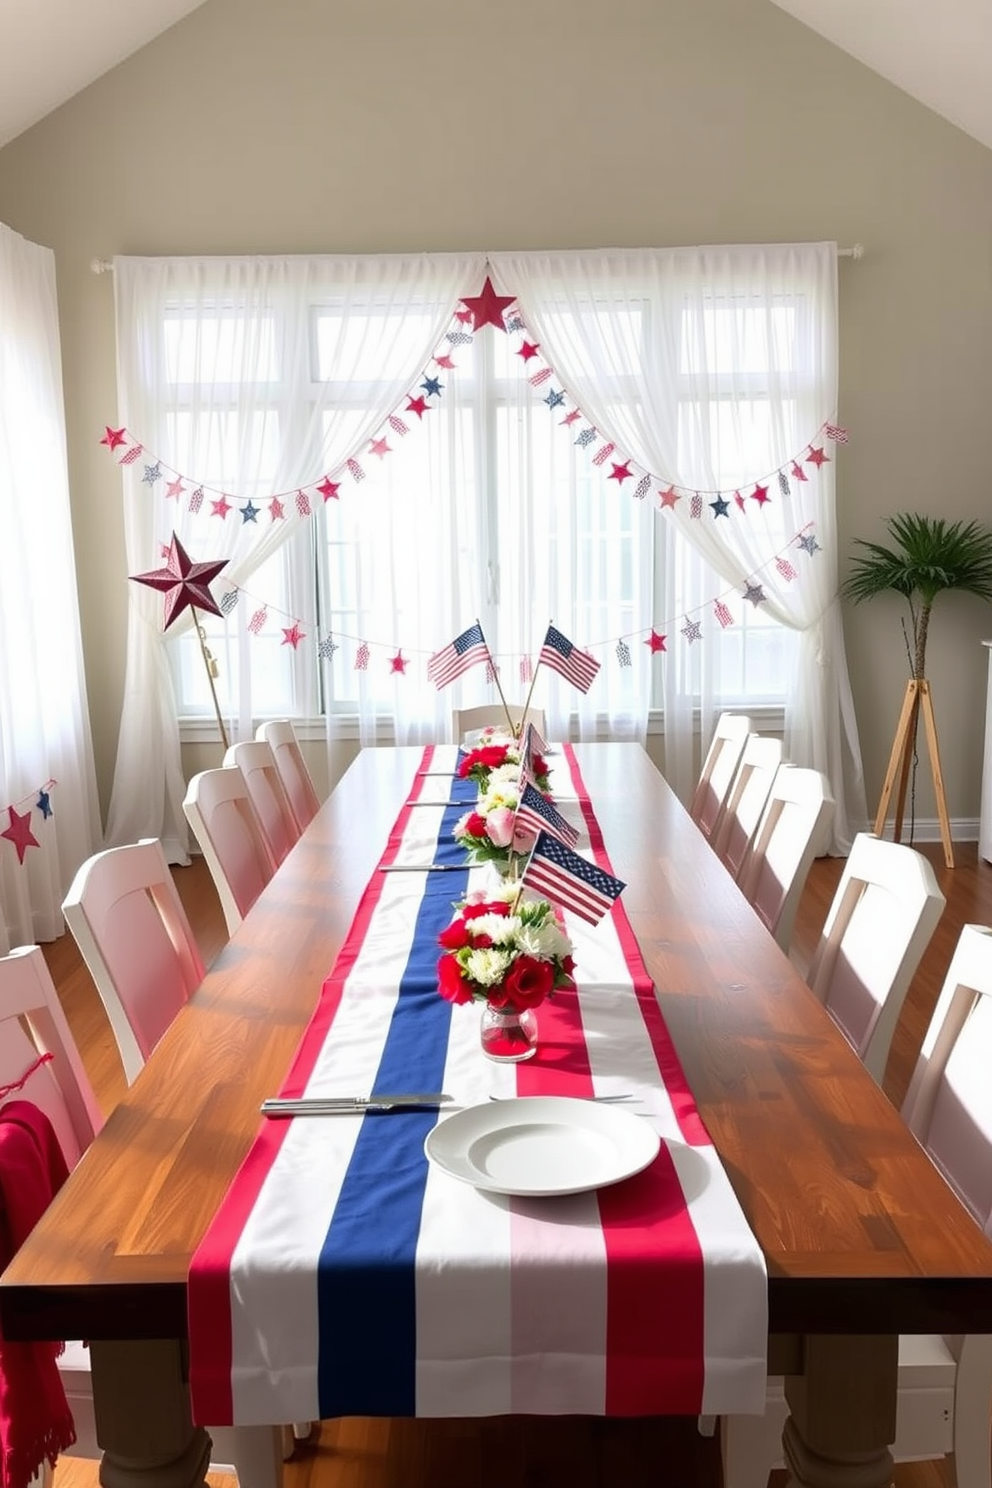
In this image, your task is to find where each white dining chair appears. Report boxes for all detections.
[804,831,946,1085]
[737,766,834,952]
[0,944,285,1488]
[184,766,277,936]
[452,704,547,743]
[721,922,992,1488]
[689,711,752,844]
[61,838,206,1086]
[224,739,300,866]
[255,719,321,831]
[711,735,784,879]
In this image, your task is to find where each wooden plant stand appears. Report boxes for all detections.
[873,677,954,869]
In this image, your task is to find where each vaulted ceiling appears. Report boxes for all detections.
[0,0,989,153]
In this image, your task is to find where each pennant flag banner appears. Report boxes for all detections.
[0,779,56,867]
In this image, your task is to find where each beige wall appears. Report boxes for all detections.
[1,0,990,828]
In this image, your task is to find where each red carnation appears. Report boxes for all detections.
[438,918,471,950]
[465,812,488,838]
[462,899,511,920]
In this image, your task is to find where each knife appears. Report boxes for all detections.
[261,1093,452,1116]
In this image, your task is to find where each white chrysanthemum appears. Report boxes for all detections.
[479,782,520,814]
[486,762,521,790]
[464,947,513,987]
[469,912,522,946]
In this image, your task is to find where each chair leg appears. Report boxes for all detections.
[721,1392,787,1488]
[949,1337,992,1488]
[292,1420,313,1440]
[209,1423,284,1488]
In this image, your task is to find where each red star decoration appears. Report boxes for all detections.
[735,491,746,512]
[130,533,228,629]
[369,437,391,459]
[658,486,681,510]
[645,630,667,654]
[460,275,515,333]
[165,477,185,500]
[100,426,127,451]
[282,622,306,649]
[516,340,541,362]
[806,446,830,467]
[211,495,232,519]
[405,396,430,420]
[609,461,634,484]
[790,462,809,482]
[316,478,341,501]
[1,805,39,864]
[751,483,770,506]
[434,353,456,369]
[389,650,408,674]
[270,496,285,520]
[561,409,582,426]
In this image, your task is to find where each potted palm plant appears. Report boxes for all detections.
[842,513,992,866]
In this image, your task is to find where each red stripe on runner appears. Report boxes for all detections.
[187,746,436,1425]
[560,744,706,1413]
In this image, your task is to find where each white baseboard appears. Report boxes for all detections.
[875,816,979,845]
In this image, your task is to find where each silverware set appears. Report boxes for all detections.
[262,1092,636,1117]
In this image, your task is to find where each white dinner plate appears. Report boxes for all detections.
[424,1096,661,1197]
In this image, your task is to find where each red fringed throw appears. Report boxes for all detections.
[0,1101,76,1488]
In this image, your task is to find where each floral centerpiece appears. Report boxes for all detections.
[458,739,551,795]
[452,771,537,879]
[436,885,575,1061]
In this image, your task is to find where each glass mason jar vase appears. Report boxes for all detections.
[479,1002,539,1062]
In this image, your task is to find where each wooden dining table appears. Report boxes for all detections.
[4,742,992,1488]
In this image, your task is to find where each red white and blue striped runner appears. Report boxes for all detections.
[188,745,767,1426]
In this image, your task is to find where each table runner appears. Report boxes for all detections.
[188,745,767,1426]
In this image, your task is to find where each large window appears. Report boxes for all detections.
[167,284,800,728]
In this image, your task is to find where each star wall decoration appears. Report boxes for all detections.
[1,806,39,864]
[743,582,766,607]
[240,500,260,523]
[317,478,341,502]
[751,484,770,506]
[681,618,703,645]
[609,462,633,484]
[645,629,667,654]
[282,623,306,649]
[389,650,408,674]
[130,533,228,629]
[710,495,730,519]
[100,426,127,451]
[798,533,821,556]
[460,274,516,333]
[318,633,339,662]
[806,446,829,467]
[658,486,680,511]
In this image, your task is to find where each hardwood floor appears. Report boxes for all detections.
[44,839,992,1488]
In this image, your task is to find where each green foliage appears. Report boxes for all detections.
[842,514,992,608]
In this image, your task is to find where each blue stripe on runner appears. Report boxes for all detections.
[315,775,471,1416]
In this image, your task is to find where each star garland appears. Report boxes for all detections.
[0,778,57,866]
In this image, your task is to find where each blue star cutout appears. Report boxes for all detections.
[240,501,260,524]
[141,462,163,486]
[421,377,443,398]
[743,582,766,607]
[318,633,339,661]
[36,790,53,819]
[544,388,566,410]
[681,619,703,645]
[710,495,730,518]
[798,533,821,555]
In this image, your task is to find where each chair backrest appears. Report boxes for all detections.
[183,767,276,937]
[453,705,547,743]
[689,712,752,842]
[711,735,784,878]
[255,720,320,832]
[737,766,835,952]
[0,945,102,1170]
[61,838,205,1087]
[806,832,946,1085]
[224,740,299,866]
[902,924,992,1233]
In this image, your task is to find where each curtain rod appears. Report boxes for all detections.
[90,244,866,275]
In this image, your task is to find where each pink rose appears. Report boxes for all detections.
[437,954,474,1004]
[485,806,516,847]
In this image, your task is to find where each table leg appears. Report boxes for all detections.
[87,1339,211,1488]
[783,1335,898,1488]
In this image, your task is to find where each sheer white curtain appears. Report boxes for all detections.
[493,245,866,849]
[0,221,102,949]
[106,252,485,857]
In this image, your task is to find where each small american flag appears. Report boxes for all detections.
[539,624,600,693]
[519,655,533,684]
[427,623,490,689]
[520,718,548,763]
[515,782,578,849]
[521,831,625,927]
